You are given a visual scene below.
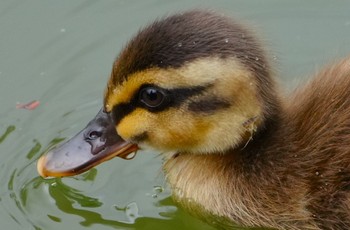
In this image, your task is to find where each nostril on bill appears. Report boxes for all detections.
[86,130,102,140]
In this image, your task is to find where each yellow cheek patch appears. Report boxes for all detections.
[116,106,209,149]
[116,108,151,140]
[117,104,213,152]
[166,119,211,150]
[148,110,212,152]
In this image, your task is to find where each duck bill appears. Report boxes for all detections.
[37,109,138,178]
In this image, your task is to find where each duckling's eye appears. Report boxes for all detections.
[139,87,166,108]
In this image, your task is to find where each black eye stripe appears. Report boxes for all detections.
[111,84,211,125]
[137,83,210,111]
[112,103,135,125]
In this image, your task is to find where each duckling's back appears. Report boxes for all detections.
[286,57,350,229]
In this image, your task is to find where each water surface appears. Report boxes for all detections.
[1,0,350,229]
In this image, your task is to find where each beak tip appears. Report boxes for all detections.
[37,156,48,178]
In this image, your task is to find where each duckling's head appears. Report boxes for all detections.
[38,10,279,177]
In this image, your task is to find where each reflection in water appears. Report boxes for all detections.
[11,138,207,229]
[0,125,15,143]
[8,170,23,222]
[46,178,127,228]
[17,137,65,177]
[7,170,40,229]
[48,177,103,209]
[4,138,68,229]
[20,175,202,229]
[0,125,209,229]
[19,166,134,229]
[26,139,41,160]
[114,202,140,223]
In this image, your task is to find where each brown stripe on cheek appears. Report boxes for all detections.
[188,97,231,113]
[131,132,148,143]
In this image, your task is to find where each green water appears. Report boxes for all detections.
[1,0,350,229]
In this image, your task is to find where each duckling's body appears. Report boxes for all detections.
[165,58,350,229]
[38,10,350,229]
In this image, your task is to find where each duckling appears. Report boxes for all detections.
[37,10,350,229]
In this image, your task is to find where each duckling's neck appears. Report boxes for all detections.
[163,113,319,229]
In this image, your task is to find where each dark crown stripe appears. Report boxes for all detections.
[111,10,269,87]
